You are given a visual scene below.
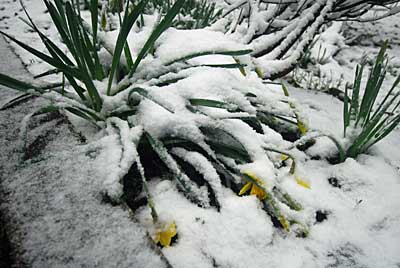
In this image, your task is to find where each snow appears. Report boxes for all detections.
[1,0,400,267]
[137,180,274,268]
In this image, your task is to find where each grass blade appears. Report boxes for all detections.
[343,83,350,137]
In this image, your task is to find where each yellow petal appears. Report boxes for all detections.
[295,175,311,189]
[159,233,172,247]
[250,184,267,200]
[155,222,177,247]
[239,182,252,196]
[166,222,177,237]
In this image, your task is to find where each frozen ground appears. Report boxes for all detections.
[0,1,400,268]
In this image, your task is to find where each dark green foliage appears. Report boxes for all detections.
[137,0,222,29]
[343,41,400,159]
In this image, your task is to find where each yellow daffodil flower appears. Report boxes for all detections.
[239,172,267,200]
[295,175,311,189]
[154,222,177,247]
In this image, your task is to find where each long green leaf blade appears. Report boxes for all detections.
[0,73,42,93]
[106,0,146,95]
[128,0,186,77]
[165,49,252,66]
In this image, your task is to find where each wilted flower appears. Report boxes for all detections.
[154,222,177,247]
[239,172,267,200]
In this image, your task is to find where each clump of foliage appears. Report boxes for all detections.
[133,0,222,29]
[0,0,313,239]
[294,42,400,163]
[220,0,400,79]
[342,41,400,160]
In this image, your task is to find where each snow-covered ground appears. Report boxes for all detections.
[1,1,399,268]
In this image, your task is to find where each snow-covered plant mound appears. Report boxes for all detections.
[0,0,316,243]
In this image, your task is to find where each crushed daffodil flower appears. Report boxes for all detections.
[295,175,311,189]
[154,222,177,247]
[239,172,267,200]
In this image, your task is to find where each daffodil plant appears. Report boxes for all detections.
[0,0,318,241]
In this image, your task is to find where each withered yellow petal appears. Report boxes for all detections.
[295,175,311,189]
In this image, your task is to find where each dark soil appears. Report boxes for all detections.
[0,210,13,268]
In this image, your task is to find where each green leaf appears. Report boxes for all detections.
[90,0,98,46]
[357,41,388,125]
[172,152,220,210]
[160,136,241,193]
[128,0,186,77]
[350,64,363,122]
[0,30,79,78]
[229,116,264,134]
[370,74,400,120]
[165,49,252,66]
[200,126,251,163]
[0,73,42,93]
[189,98,237,111]
[373,113,400,145]
[273,187,302,211]
[200,63,247,69]
[34,69,60,79]
[144,132,204,205]
[65,106,98,122]
[107,0,146,95]
[343,83,350,137]
[0,93,34,110]
[44,0,77,58]
[65,2,102,111]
